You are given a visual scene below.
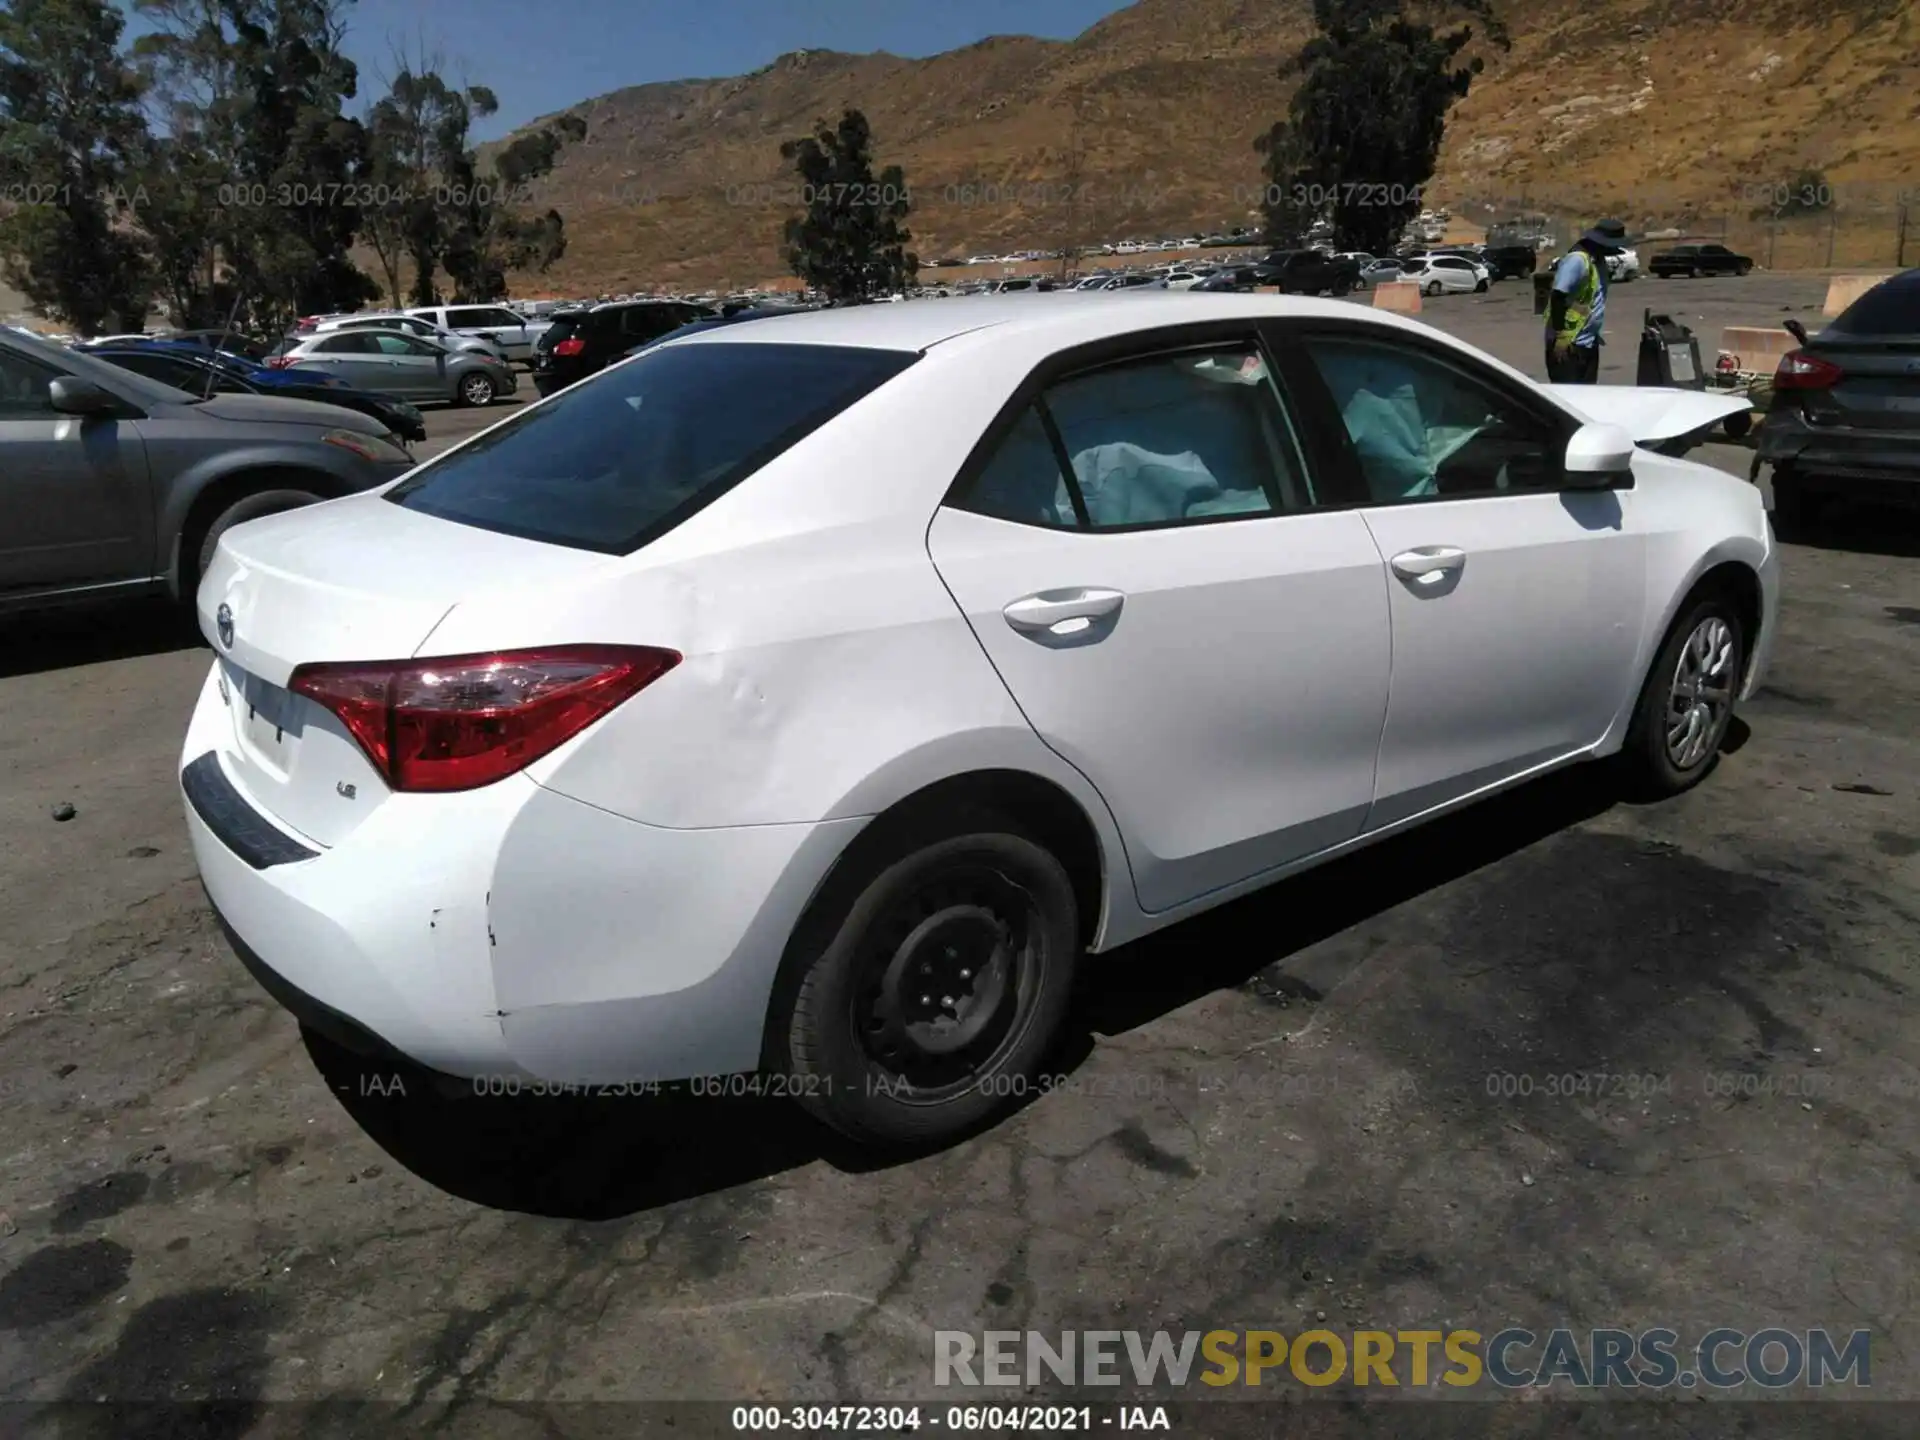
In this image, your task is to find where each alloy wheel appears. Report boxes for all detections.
[1665,616,1736,769]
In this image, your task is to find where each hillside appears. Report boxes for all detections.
[502,0,1920,293]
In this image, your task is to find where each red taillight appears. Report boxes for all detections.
[288,645,681,793]
[295,317,319,331]
[551,337,586,357]
[266,355,295,369]
[1774,349,1843,390]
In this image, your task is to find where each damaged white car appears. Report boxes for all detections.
[182,294,1777,1149]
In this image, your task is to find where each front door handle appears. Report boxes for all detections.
[1389,546,1466,580]
[1003,587,1125,640]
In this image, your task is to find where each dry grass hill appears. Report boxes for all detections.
[499,0,1920,292]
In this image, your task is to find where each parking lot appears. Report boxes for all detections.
[3,272,1917,1426]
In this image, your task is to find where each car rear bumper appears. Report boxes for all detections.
[181,663,864,1083]
[1757,412,1920,499]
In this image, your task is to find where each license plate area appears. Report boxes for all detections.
[221,659,307,772]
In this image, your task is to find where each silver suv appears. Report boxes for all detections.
[0,328,415,614]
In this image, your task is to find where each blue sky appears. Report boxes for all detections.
[120,0,1134,141]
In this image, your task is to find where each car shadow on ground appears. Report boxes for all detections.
[312,760,1634,1219]
[0,601,203,680]
[1778,500,1920,559]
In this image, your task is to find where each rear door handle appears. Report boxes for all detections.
[1003,588,1125,640]
[1389,546,1466,580]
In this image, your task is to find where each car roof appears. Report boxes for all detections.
[661,291,1446,355]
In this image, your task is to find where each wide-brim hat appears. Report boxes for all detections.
[1581,218,1630,253]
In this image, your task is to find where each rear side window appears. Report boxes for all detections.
[1831,272,1920,336]
[387,342,918,553]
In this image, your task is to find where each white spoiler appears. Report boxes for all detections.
[1542,384,1752,445]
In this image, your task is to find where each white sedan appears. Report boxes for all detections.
[1402,255,1491,295]
[182,294,1775,1149]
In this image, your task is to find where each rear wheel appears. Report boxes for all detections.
[1618,591,1747,798]
[193,488,323,596]
[458,371,496,407]
[784,819,1079,1149]
[1425,280,1444,296]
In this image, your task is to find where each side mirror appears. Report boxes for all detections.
[49,376,125,417]
[1564,421,1636,488]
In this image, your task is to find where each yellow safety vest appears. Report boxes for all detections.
[1550,250,1601,343]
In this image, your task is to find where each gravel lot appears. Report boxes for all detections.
[2,273,1916,1432]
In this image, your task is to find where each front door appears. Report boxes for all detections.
[370,334,447,398]
[1284,325,1647,829]
[927,331,1392,914]
[0,344,152,591]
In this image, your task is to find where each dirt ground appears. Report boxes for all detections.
[2,272,1917,1437]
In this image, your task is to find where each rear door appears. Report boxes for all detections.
[446,304,529,360]
[926,327,1392,913]
[0,341,154,590]
[1280,321,1646,828]
[305,332,388,389]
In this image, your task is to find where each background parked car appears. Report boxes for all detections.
[1250,249,1363,295]
[404,304,552,364]
[1756,267,1920,536]
[1650,243,1753,278]
[1605,246,1642,282]
[81,337,350,391]
[271,331,517,407]
[156,329,275,362]
[533,299,715,395]
[290,312,507,362]
[1358,257,1407,287]
[1401,254,1491,295]
[0,326,414,613]
[1479,244,1540,281]
[622,305,803,359]
[89,344,428,445]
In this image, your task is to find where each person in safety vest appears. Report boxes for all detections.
[1545,218,1628,383]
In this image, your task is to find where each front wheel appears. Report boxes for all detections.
[193,488,323,595]
[1618,592,1746,798]
[784,821,1079,1149]
[458,371,496,407]
[1474,278,1489,292]
[1736,262,1753,277]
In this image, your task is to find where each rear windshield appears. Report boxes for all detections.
[386,341,918,553]
[1830,271,1920,336]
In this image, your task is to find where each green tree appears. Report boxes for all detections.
[363,69,584,304]
[131,0,376,332]
[0,0,153,334]
[780,108,916,303]
[1255,0,1507,254]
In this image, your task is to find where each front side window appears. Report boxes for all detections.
[316,333,376,355]
[954,342,1314,529]
[1298,334,1563,503]
[387,342,916,553]
[0,347,59,415]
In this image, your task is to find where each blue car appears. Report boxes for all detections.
[84,337,349,390]
[88,345,428,444]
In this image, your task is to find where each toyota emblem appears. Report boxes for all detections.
[216,602,234,649]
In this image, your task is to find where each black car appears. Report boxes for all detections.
[1650,243,1753,278]
[89,345,428,445]
[1249,249,1362,295]
[1756,267,1920,535]
[622,305,804,359]
[160,328,274,362]
[533,300,715,396]
[1479,244,1540,281]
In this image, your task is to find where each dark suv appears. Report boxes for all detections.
[533,300,715,396]
[1649,243,1753,278]
[1756,267,1920,535]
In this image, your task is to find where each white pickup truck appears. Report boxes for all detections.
[404,304,552,365]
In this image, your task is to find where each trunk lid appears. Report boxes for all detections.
[1802,335,1920,433]
[195,493,612,847]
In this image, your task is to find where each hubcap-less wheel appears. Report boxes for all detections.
[461,373,493,406]
[1666,616,1736,769]
[853,862,1041,1100]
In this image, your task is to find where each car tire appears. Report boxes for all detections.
[458,371,496,407]
[194,488,324,593]
[1425,281,1444,296]
[784,818,1079,1150]
[1618,589,1747,799]
[1474,278,1488,293]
